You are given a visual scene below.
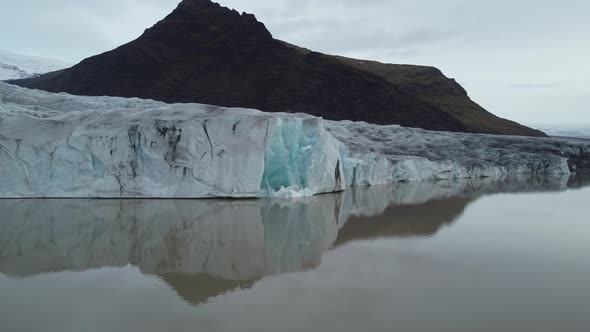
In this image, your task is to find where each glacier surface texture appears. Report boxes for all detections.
[1,82,588,198]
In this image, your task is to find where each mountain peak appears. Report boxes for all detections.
[144,0,272,42]
[9,0,545,137]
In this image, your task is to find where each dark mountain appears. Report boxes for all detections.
[10,0,545,136]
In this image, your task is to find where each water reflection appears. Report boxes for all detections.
[335,197,471,246]
[161,274,256,306]
[0,174,588,306]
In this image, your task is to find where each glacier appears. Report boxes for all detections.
[0,83,344,198]
[0,82,589,198]
[328,121,589,185]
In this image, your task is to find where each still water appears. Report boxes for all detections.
[0,175,589,332]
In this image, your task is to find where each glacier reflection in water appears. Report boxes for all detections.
[1,174,587,307]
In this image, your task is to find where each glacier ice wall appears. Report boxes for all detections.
[260,117,344,196]
[327,121,590,186]
[1,82,589,198]
[0,83,345,198]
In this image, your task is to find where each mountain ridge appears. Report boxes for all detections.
[9,0,545,137]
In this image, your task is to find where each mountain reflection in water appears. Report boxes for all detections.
[0,174,588,306]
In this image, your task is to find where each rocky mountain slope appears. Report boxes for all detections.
[0,50,69,80]
[9,0,544,136]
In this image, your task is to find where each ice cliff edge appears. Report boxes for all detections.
[0,83,587,198]
[0,83,344,198]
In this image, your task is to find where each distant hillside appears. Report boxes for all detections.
[10,0,545,137]
[539,127,590,139]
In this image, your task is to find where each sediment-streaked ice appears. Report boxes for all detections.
[1,82,588,198]
[0,83,344,198]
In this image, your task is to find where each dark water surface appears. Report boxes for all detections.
[1,175,589,332]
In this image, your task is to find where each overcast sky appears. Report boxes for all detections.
[1,0,588,127]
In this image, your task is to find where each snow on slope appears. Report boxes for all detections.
[0,82,588,198]
[0,50,70,80]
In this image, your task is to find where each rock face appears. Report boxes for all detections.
[9,0,544,137]
[1,83,589,198]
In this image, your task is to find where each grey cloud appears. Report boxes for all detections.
[508,83,561,90]
[268,16,460,56]
[0,0,180,61]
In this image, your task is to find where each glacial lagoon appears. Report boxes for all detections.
[1,175,589,332]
